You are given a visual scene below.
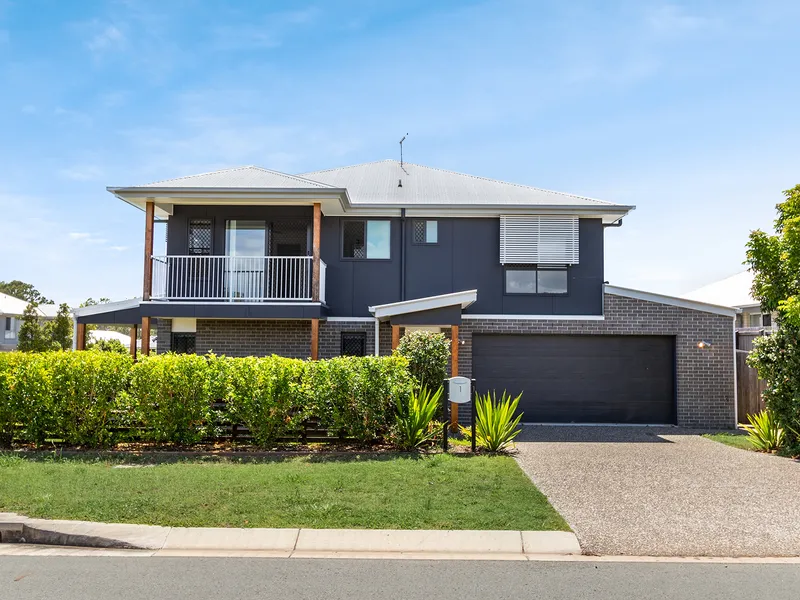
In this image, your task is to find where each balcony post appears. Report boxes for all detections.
[76,323,86,351]
[141,317,151,355]
[312,202,321,301]
[129,325,138,360]
[143,200,155,301]
[310,318,319,360]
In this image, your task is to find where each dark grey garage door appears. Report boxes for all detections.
[472,334,675,424]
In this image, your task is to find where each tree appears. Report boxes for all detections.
[0,281,52,305]
[16,303,55,352]
[46,303,73,350]
[746,184,800,448]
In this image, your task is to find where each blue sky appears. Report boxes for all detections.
[1,0,799,305]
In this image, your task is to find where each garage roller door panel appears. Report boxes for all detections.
[472,334,675,424]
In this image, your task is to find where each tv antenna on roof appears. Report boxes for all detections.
[399,134,408,167]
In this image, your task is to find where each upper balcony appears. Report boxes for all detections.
[151,255,326,303]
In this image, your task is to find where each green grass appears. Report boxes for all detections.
[0,453,568,531]
[703,432,755,451]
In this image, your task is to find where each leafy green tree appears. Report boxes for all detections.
[746,184,800,448]
[16,304,55,352]
[0,281,52,305]
[395,330,451,390]
[46,303,73,350]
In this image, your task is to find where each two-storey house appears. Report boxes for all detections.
[73,160,736,428]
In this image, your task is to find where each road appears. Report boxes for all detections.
[2,557,799,599]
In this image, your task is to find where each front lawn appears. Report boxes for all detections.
[703,432,755,451]
[0,453,568,531]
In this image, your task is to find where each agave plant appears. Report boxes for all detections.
[740,409,785,452]
[462,390,523,452]
[393,386,443,450]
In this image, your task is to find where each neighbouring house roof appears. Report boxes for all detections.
[682,271,758,310]
[0,293,60,318]
[369,289,478,320]
[109,160,634,222]
[606,285,738,317]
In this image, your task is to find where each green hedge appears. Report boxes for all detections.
[0,350,412,447]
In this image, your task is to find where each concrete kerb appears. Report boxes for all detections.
[0,513,580,559]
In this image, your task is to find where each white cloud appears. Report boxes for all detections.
[110,246,129,252]
[647,5,713,35]
[86,23,126,53]
[69,232,92,240]
[211,6,320,50]
[58,165,104,181]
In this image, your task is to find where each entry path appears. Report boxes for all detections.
[514,426,800,556]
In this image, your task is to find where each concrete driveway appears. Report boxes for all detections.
[514,426,800,557]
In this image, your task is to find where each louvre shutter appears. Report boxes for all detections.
[499,216,579,264]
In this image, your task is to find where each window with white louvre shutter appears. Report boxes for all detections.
[499,216,579,265]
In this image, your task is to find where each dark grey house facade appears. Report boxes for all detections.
[73,160,737,428]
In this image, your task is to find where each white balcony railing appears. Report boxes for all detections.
[151,256,326,302]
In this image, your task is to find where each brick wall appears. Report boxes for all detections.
[449,293,735,429]
[196,319,312,358]
[155,318,171,354]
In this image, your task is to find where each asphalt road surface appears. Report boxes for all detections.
[2,557,800,600]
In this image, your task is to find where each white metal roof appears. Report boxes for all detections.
[0,293,62,318]
[606,285,738,317]
[135,166,335,190]
[300,160,624,208]
[369,289,478,320]
[682,271,757,309]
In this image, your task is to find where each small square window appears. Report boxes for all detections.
[748,313,762,328]
[172,333,196,354]
[341,332,367,356]
[413,220,438,244]
[188,219,212,255]
[762,313,772,327]
[343,220,390,259]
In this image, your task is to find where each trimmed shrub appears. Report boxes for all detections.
[225,356,306,446]
[87,338,129,354]
[47,350,133,446]
[0,352,25,446]
[127,353,214,445]
[6,352,55,444]
[395,330,450,390]
[305,355,412,443]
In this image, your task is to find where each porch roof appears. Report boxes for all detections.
[369,290,478,324]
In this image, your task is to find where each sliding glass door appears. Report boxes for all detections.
[225,220,266,300]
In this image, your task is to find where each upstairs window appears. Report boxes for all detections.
[762,313,772,327]
[413,220,438,244]
[342,220,390,259]
[188,219,212,255]
[505,266,568,295]
[500,216,579,265]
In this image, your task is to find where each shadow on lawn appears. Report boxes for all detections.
[0,448,490,467]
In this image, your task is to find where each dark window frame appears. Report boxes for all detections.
[340,331,367,356]
[171,333,196,354]
[187,218,214,255]
[762,313,772,327]
[503,265,570,296]
[411,219,439,245]
[4,317,11,331]
[340,219,392,261]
